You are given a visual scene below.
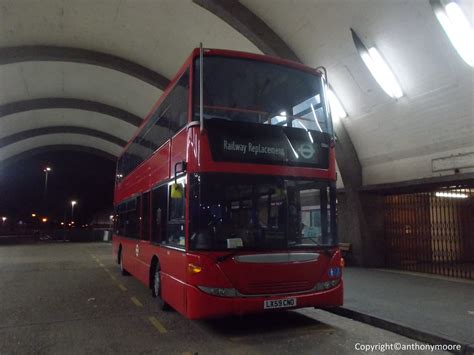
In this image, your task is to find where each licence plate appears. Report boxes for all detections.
[263,297,297,309]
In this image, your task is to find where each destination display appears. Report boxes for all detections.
[206,119,330,169]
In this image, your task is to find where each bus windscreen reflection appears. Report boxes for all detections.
[189,174,337,251]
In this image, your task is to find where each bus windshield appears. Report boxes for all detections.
[194,56,332,135]
[189,174,337,251]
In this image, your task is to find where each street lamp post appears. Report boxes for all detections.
[71,200,77,223]
[43,167,52,214]
[43,167,52,197]
[1,216,6,233]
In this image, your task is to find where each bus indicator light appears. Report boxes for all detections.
[188,263,202,274]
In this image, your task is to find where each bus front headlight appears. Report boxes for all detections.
[197,286,237,297]
[315,279,340,291]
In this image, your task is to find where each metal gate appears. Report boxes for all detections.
[384,187,474,279]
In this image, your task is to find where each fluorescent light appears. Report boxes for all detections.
[351,29,404,99]
[435,191,468,199]
[368,48,404,99]
[326,88,347,120]
[360,48,403,99]
[432,0,474,67]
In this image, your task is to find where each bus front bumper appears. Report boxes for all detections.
[185,280,343,319]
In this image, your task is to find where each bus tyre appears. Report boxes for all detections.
[119,251,129,276]
[152,267,170,311]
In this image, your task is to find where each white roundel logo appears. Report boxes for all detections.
[298,143,315,159]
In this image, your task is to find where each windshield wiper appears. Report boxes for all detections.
[303,237,333,257]
[216,248,242,263]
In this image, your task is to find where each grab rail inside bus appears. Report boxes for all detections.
[315,65,336,144]
[199,42,204,134]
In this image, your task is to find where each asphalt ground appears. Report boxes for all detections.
[0,243,451,355]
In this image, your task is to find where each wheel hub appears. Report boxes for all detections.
[154,270,160,296]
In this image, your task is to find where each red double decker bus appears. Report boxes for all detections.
[112,47,343,319]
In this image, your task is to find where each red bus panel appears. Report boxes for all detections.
[112,48,342,320]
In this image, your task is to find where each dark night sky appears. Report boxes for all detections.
[0,151,116,225]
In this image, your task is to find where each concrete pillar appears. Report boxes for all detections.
[337,190,385,267]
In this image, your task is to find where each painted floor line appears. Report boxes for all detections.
[117,283,127,291]
[131,296,143,307]
[148,316,167,333]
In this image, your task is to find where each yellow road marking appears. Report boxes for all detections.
[110,275,117,281]
[117,283,127,291]
[130,296,143,307]
[104,268,110,273]
[228,324,333,342]
[148,316,167,333]
[99,263,104,267]
[182,352,192,355]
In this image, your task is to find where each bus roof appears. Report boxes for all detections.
[118,48,324,160]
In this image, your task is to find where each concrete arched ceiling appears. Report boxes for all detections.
[0,46,170,89]
[0,99,141,125]
[0,134,123,162]
[0,0,472,186]
[239,0,474,184]
[1,145,117,169]
[0,127,127,149]
[0,0,260,165]
[0,62,162,117]
[0,0,259,78]
[0,109,136,142]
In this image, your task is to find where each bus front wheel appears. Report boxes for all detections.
[152,265,170,311]
[119,249,129,276]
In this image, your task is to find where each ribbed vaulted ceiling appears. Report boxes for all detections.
[0,0,472,186]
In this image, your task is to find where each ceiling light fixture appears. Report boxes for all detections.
[351,29,404,99]
[430,0,473,67]
[435,191,469,199]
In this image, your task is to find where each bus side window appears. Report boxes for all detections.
[151,185,167,244]
[127,196,140,239]
[114,204,123,235]
[168,69,189,135]
[167,182,185,247]
[141,191,151,241]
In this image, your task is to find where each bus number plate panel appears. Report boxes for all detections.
[263,297,297,309]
